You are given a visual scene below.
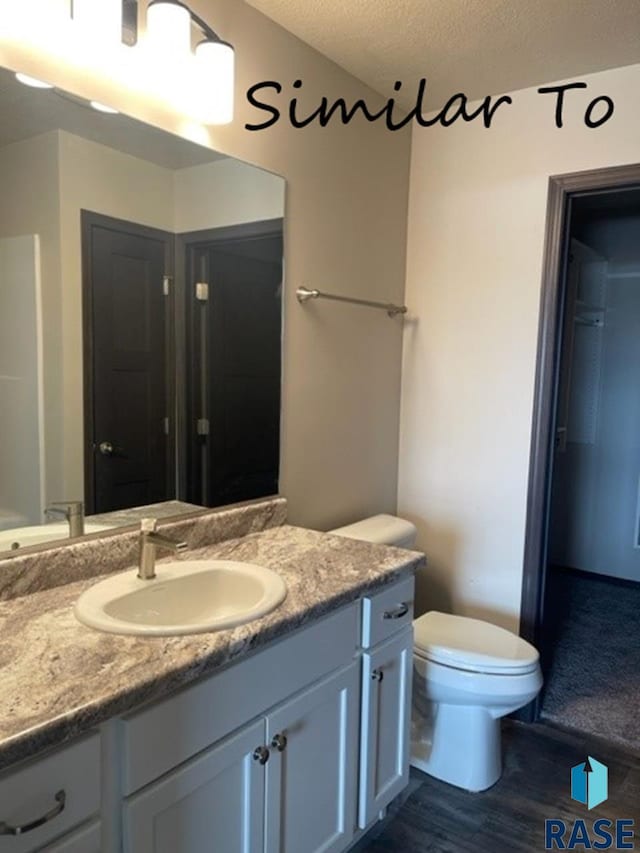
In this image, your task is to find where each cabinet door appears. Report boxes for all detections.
[124,719,266,853]
[265,663,360,853]
[46,821,101,853]
[359,627,413,828]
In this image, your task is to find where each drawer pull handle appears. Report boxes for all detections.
[253,746,270,765]
[371,669,384,682]
[383,603,409,620]
[271,733,288,752]
[0,790,66,836]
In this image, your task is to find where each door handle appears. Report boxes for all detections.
[97,441,125,457]
[371,669,384,683]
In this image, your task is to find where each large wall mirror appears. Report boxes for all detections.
[0,66,285,556]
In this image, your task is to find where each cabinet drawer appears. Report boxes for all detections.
[122,602,359,794]
[362,576,414,648]
[0,734,100,853]
[46,821,101,853]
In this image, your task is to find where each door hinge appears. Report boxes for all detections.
[163,275,172,296]
[163,417,170,435]
[196,418,210,436]
[195,282,209,302]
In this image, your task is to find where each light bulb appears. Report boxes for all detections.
[15,73,53,89]
[146,1,192,57]
[72,0,123,45]
[195,39,235,125]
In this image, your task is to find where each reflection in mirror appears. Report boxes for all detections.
[0,67,284,555]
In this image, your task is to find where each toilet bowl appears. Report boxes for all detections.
[411,611,542,791]
[329,514,543,793]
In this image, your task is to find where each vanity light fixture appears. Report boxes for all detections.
[146,0,192,57]
[72,0,123,47]
[11,0,235,125]
[195,37,235,125]
[146,0,236,125]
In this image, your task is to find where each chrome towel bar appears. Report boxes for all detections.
[296,287,407,318]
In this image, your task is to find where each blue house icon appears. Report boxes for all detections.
[571,757,608,810]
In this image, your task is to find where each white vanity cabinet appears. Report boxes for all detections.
[125,720,266,853]
[264,663,360,853]
[358,575,414,828]
[1,575,415,853]
[125,663,360,853]
[358,628,413,828]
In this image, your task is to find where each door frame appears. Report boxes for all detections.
[519,163,640,692]
[81,210,175,513]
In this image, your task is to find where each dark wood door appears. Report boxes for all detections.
[185,223,282,507]
[83,212,174,514]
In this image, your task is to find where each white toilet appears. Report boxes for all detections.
[330,514,543,793]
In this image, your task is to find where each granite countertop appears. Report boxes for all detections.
[0,524,423,771]
[90,500,206,529]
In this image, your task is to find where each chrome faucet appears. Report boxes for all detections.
[45,501,85,538]
[138,518,188,580]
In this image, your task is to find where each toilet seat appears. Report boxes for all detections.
[414,611,539,675]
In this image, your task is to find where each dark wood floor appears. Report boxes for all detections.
[359,722,640,852]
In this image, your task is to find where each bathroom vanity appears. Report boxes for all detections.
[0,506,421,853]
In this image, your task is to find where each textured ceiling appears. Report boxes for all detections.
[246,0,640,108]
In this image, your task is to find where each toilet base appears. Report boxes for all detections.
[411,703,502,792]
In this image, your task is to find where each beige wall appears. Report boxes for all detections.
[0,132,64,507]
[400,63,640,632]
[174,158,285,233]
[0,0,411,529]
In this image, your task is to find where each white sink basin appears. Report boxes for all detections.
[74,560,288,636]
[0,521,112,553]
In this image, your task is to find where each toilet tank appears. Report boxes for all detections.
[329,514,418,549]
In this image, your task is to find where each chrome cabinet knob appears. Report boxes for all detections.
[271,733,288,752]
[371,669,384,682]
[253,746,270,765]
[99,441,114,456]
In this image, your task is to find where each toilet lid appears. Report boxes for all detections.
[414,611,539,673]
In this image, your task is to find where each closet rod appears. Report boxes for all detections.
[296,287,407,318]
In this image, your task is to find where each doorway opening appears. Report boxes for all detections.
[520,164,640,750]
